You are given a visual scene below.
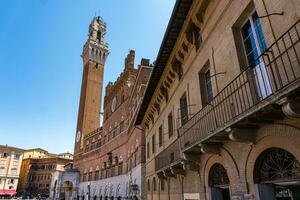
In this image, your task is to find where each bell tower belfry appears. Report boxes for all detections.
[74,16,109,154]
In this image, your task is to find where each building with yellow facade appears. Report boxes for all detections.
[0,145,24,197]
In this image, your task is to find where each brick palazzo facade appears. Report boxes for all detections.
[135,0,300,200]
[71,17,153,200]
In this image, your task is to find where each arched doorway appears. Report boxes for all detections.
[208,163,230,200]
[254,148,300,200]
[60,181,73,200]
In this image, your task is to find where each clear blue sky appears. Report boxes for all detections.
[0,0,175,154]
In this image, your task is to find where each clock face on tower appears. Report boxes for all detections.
[76,131,81,143]
[111,97,117,112]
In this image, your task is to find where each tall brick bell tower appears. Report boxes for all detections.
[74,16,109,155]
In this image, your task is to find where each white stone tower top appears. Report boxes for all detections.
[82,16,109,66]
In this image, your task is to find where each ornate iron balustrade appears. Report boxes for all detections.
[179,20,300,149]
[155,20,300,172]
[155,140,181,172]
[176,104,196,129]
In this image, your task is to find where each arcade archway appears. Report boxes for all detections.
[254,148,300,199]
[208,163,230,200]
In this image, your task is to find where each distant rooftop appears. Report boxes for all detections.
[24,147,48,152]
[0,145,73,159]
[0,144,24,152]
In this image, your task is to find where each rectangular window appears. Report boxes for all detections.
[147,142,150,158]
[152,134,155,154]
[2,153,8,158]
[180,93,189,126]
[168,112,174,138]
[199,62,213,106]
[14,153,21,160]
[158,126,163,147]
[205,70,213,102]
[241,11,272,98]
[242,12,267,66]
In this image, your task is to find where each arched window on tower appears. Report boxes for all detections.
[97,30,101,41]
[91,48,95,60]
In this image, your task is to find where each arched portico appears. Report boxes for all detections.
[50,168,80,200]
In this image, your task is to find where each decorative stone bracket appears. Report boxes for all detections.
[282,97,300,118]
[226,127,255,144]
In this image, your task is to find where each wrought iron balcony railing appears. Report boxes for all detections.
[176,104,196,129]
[155,140,181,172]
[179,20,300,150]
[155,20,300,172]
